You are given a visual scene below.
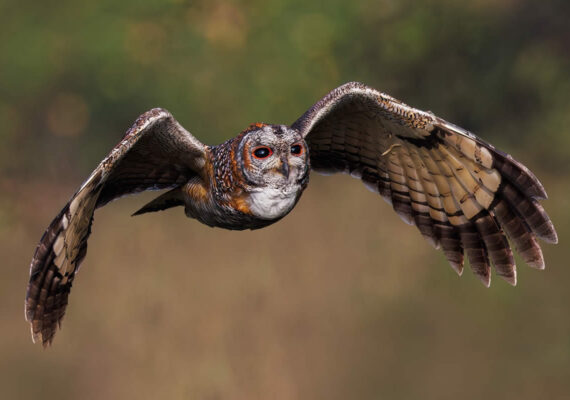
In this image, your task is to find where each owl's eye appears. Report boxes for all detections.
[252,146,273,159]
[291,144,304,155]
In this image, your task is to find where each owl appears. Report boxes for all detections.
[27,82,557,346]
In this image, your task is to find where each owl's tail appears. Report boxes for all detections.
[132,186,184,216]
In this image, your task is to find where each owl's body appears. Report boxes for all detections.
[26,82,557,346]
[138,123,310,230]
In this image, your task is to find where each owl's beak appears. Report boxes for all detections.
[279,158,290,179]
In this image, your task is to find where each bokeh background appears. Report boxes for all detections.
[1,0,569,399]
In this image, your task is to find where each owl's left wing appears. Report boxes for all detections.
[292,82,557,286]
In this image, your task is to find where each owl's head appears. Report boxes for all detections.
[237,124,309,191]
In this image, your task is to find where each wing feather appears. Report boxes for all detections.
[493,199,544,269]
[293,82,557,285]
[387,151,414,225]
[26,108,206,346]
[397,144,438,246]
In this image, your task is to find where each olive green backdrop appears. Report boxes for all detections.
[1,0,569,399]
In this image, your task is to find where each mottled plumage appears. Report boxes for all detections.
[27,82,557,346]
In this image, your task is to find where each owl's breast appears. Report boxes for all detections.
[246,186,302,220]
[182,180,303,231]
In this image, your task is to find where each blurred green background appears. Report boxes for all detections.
[1,0,569,399]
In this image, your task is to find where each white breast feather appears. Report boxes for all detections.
[248,187,298,219]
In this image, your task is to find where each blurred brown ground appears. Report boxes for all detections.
[2,173,568,399]
[1,0,569,399]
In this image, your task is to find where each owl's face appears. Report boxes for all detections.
[237,124,310,219]
[239,124,309,189]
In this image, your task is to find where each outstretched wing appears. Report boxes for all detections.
[293,82,557,286]
[26,108,207,346]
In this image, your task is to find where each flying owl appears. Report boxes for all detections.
[27,82,557,346]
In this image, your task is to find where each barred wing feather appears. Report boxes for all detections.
[26,108,206,346]
[293,82,557,286]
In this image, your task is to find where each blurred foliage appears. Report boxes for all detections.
[1,0,569,180]
[1,0,569,399]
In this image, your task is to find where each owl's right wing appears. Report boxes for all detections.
[26,108,207,346]
[293,82,557,286]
